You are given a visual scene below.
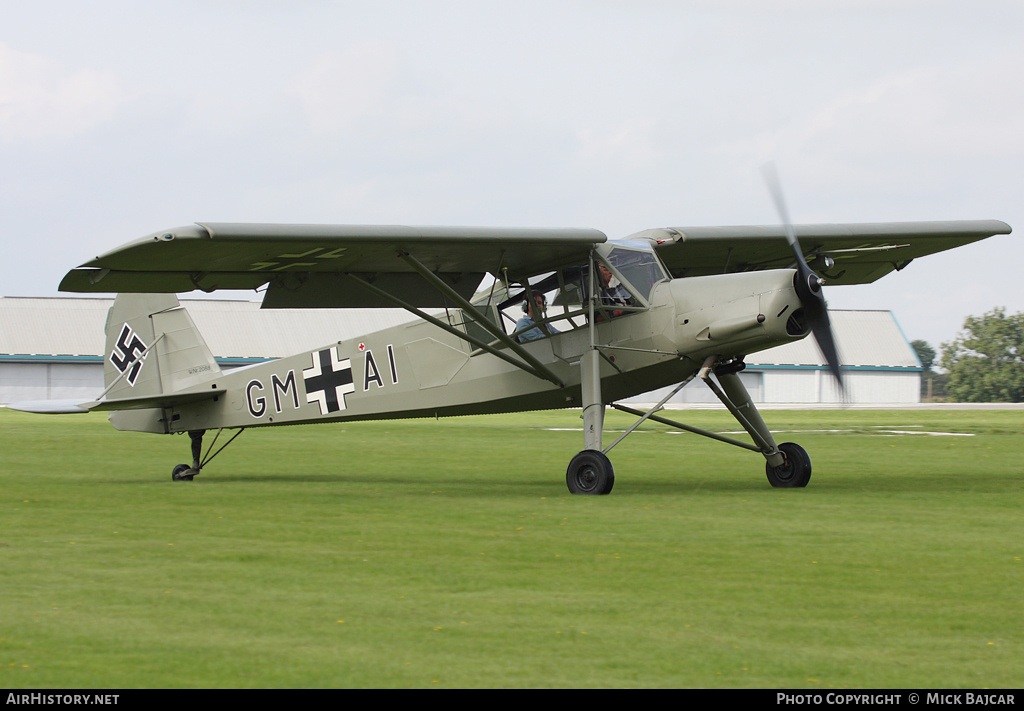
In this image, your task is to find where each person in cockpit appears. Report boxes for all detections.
[514,292,559,342]
[597,262,631,318]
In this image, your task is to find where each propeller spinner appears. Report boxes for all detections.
[762,165,845,389]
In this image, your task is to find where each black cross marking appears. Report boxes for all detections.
[302,347,355,415]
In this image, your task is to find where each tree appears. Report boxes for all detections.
[911,339,946,400]
[911,339,936,371]
[940,308,1024,402]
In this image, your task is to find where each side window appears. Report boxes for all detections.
[463,302,503,345]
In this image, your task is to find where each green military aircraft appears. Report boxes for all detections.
[12,190,1011,493]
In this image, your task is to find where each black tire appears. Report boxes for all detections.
[171,463,193,482]
[766,442,812,488]
[566,450,615,495]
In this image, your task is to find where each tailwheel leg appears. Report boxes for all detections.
[172,430,205,481]
[170,428,245,482]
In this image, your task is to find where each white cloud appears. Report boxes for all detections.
[0,42,128,141]
[577,116,665,171]
[289,41,403,135]
[718,46,1024,201]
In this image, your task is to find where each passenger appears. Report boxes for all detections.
[515,292,559,342]
[598,263,631,318]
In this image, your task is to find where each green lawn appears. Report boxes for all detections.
[1,407,1022,688]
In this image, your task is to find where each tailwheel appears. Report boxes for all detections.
[766,442,812,488]
[566,450,615,495]
[171,463,195,482]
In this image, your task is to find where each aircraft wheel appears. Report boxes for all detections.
[766,442,812,488]
[171,464,194,482]
[566,450,615,495]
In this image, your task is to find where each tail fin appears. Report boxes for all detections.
[103,294,222,403]
[8,295,222,429]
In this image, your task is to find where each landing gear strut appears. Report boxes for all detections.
[171,430,205,481]
[567,327,615,495]
[170,428,245,482]
[591,356,814,492]
[700,359,816,487]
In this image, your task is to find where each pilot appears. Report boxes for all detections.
[515,292,559,342]
[598,262,631,317]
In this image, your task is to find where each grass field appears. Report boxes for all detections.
[1,406,1022,688]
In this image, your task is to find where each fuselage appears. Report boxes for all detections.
[126,268,807,435]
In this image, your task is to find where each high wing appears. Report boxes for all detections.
[60,223,607,307]
[646,220,1011,285]
[58,220,1012,305]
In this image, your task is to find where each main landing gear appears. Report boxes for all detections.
[170,428,245,481]
[569,354,813,494]
[765,442,812,488]
[566,450,615,495]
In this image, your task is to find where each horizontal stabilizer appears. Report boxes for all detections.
[84,388,222,412]
[6,387,223,414]
[5,400,92,414]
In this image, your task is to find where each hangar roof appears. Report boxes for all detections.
[0,297,417,360]
[750,310,921,369]
[0,297,919,368]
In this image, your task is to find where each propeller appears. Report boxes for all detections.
[761,164,844,389]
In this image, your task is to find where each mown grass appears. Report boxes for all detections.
[1,407,1022,688]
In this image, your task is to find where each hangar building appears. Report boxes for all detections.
[0,297,921,406]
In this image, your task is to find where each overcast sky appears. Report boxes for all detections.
[3,0,1021,351]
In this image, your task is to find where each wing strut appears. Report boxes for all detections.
[342,273,565,387]
[396,251,566,387]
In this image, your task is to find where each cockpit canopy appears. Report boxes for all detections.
[554,240,671,307]
[596,240,671,303]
